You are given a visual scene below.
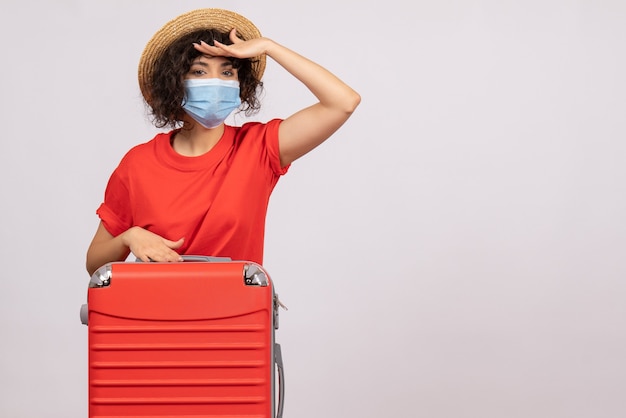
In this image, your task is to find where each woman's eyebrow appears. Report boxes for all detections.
[191,59,209,67]
[191,58,234,68]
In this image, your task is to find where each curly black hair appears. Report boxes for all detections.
[147,29,264,129]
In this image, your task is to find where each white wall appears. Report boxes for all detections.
[1,1,625,417]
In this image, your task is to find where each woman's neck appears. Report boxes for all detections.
[172,123,224,157]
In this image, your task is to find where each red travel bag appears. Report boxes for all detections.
[80,256,285,418]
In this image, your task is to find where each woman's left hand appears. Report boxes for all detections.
[193,28,268,60]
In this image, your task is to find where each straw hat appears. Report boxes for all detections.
[137,8,265,105]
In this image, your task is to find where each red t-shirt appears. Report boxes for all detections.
[96,119,288,264]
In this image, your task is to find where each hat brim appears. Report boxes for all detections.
[138,8,265,106]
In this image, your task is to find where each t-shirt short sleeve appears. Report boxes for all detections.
[96,167,132,237]
[264,118,290,176]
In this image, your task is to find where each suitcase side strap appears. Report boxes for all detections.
[275,343,285,418]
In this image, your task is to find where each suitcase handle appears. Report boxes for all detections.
[180,255,232,262]
[136,255,233,263]
[275,343,285,418]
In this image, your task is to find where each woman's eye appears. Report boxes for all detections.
[188,67,205,76]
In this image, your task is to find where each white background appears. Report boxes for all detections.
[1,1,625,417]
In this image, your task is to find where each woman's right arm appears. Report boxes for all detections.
[86,222,131,276]
[86,222,184,276]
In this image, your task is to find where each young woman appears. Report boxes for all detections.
[86,8,360,276]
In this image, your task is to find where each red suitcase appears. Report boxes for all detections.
[80,256,285,418]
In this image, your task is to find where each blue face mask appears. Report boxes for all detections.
[182,79,242,129]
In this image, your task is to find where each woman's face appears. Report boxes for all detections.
[185,55,239,81]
